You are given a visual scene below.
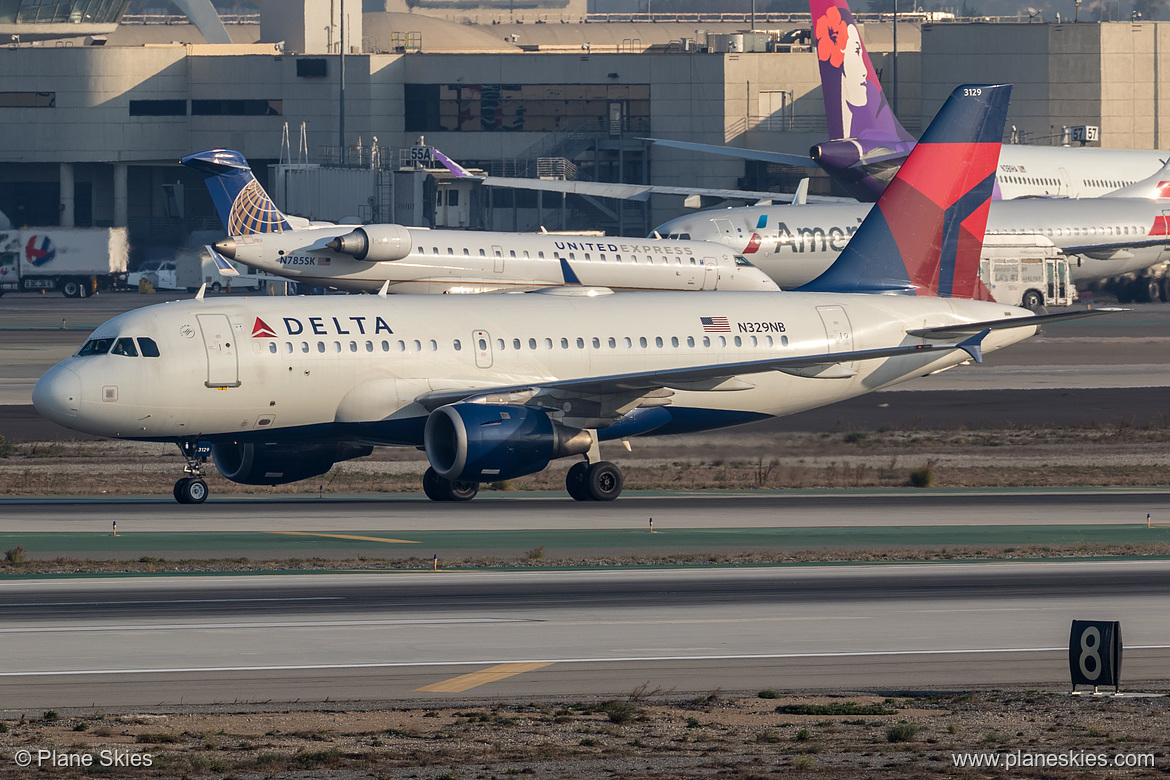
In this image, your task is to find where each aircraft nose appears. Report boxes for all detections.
[32,363,81,424]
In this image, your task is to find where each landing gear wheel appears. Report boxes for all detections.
[566,462,591,501]
[174,477,207,504]
[422,467,444,501]
[442,479,479,502]
[173,477,190,503]
[585,461,623,502]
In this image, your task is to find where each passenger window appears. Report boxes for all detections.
[513,338,521,350]
[284,342,293,355]
[560,338,569,349]
[366,341,374,352]
[528,338,537,350]
[671,336,679,347]
[686,336,694,347]
[381,340,390,351]
[453,340,462,351]
[577,337,585,349]
[137,337,161,357]
[655,336,663,347]
[496,338,505,350]
[479,338,488,350]
[429,340,437,351]
[300,341,309,353]
[750,336,758,347]
[592,337,600,348]
[317,342,326,353]
[734,336,742,347]
[702,336,710,347]
[544,338,553,349]
[111,338,138,357]
[333,341,341,353]
[398,340,407,352]
[639,337,648,348]
[269,342,278,354]
[781,335,789,347]
[624,337,632,348]
[412,340,422,352]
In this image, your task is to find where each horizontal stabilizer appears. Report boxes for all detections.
[907,308,1125,338]
[204,245,239,277]
[639,138,816,168]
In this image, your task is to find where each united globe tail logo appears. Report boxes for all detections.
[25,235,56,267]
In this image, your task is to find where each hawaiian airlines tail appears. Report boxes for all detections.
[808,0,917,200]
[811,0,914,144]
[798,84,1010,298]
[181,149,298,235]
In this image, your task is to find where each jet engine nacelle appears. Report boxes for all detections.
[326,225,413,262]
[424,404,593,483]
[211,441,373,485]
[809,139,908,201]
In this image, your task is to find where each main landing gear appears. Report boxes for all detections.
[422,467,479,502]
[565,459,624,501]
[173,441,209,504]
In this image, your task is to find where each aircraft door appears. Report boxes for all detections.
[492,245,504,273]
[817,305,854,364]
[473,330,493,368]
[1058,167,1073,197]
[196,313,240,388]
[701,257,718,290]
[712,219,736,243]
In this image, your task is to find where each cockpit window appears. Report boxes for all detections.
[111,338,138,357]
[137,337,160,357]
[77,337,115,356]
[734,255,753,267]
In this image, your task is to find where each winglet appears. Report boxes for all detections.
[791,178,810,205]
[432,148,481,179]
[956,328,990,364]
[195,283,207,301]
[559,257,583,285]
[378,280,390,297]
[205,245,239,277]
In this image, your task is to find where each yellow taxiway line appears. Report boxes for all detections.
[272,531,420,544]
[415,662,556,693]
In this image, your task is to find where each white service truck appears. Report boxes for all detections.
[979,235,1076,309]
[0,228,129,298]
[126,249,273,293]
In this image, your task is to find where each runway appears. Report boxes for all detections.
[3,562,1169,710]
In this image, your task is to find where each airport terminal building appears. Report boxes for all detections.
[2,0,1168,255]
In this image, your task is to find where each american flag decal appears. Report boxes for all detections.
[700,316,730,332]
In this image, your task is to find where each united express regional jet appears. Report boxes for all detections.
[35,85,1113,504]
[182,150,778,294]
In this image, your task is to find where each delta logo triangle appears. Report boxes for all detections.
[252,317,277,338]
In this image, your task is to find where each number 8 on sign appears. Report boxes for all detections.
[1069,620,1122,693]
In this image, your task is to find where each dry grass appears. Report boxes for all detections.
[1,421,1169,496]
[0,691,1165,779]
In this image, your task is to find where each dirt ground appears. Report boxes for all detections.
[1,690,1166,779]
[2,421,1170,496]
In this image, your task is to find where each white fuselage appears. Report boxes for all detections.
[994,146,1166,200]
[657,197,1170,289]
[34,292,1035,446]
[223,227,778,294]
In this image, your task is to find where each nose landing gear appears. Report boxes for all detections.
[174,441,210,504]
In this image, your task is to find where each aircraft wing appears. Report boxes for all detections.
[640,138,816,168]
[1062,239,1170,256]
[432,148,849,205]
[414,337,982,414]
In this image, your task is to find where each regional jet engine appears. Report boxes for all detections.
[326,225,413,262]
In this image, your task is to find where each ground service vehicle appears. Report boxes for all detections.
[0,228,128,299]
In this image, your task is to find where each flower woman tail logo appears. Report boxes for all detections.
[815,6,849,68]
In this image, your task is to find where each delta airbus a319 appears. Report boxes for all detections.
[35,84,1114,504]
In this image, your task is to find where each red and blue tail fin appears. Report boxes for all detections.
[797,84,1010,299]
[181,149,293,236]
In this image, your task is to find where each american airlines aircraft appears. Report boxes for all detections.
[655,158,1170,303]
[182,150,778,294]
[33,85,1111,504]
[646,0,1168,202]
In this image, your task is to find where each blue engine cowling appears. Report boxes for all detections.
[424,404,592,482]
[211,441,372,485]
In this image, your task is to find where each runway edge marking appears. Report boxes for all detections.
[272,531,421,544]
